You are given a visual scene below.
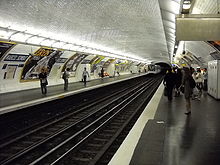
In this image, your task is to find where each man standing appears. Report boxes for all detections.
[163,68,176,101]
[100,67,105,80]
[39,68,48,95]
[63,68,70,91]
[82,67,90,87]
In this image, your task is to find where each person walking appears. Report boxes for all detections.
[182,67,194,115]
[82,67,90,87]
[62,68,70,91]
[39,68,48,95]
[163,68,176,101]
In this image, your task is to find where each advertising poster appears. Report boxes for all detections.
[124,60,133,72]
[21,47,63,81]
[115,59,128,72]
[103,59,115,68]
[4,65,17,79]
[90,56,105,73]
[0,41,16,60]
[148,64,156,71]
[62,53,88,76]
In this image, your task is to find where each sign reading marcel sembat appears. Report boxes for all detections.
[4,54,29,62]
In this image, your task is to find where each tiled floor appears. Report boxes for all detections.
[125,90,220,165]
[161,92,220,165]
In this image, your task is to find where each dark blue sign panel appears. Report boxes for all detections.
[4,54,29,62]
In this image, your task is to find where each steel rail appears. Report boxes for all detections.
[0,78,143,149]
[0,77,153,165]
[30,79,157,165]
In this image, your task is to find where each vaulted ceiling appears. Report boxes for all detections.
[0,0,218,65]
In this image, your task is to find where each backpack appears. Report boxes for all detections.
[189,76,196,88]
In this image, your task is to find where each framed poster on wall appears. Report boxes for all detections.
[0,41,16,60]
[4,65,17,79]
[20,47,63,81]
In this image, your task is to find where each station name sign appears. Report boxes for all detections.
[4,54,29,62]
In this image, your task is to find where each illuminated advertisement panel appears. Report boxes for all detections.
[115,59,129,72]
[90,56,105,73]
[103,59,115,68]
[62,53,88,76]
[21,47,63,81]
[0,41,16,60]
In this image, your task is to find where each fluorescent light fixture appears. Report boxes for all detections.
[62,43,73,50]
[183,0,191,4]
[10,32,32,42]
[40,39,55,47]
[183,4,191,10]
[0,28,16,40]
[26,36,45,45]
[0,26,146,63]
[52,41,66,49]
[175,45,178,48]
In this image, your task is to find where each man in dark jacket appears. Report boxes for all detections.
[163,68,176,101]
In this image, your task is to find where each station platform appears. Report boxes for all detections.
[0,73,143,115]
[109,85,220,165]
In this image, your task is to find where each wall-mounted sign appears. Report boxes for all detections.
[4,64,17,79]
[90,56,105,73]
[4,54,29,62]
[0,41,16,59]
[21,47,63,81]
[62,53,88,76]
[103,59,115,68]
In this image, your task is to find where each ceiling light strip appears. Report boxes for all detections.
[0,26,148,63]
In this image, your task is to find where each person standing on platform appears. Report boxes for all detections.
[163,68,176,101]
[39,68,48,95]
[182,67,194,115]
[100,67,105,80]
[195,69,203,100]
[82,67,90,87]
[174,68,183,97]
[63,68,70,91]
[203,68,208,91]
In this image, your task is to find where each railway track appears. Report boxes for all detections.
[0,75,162,165]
